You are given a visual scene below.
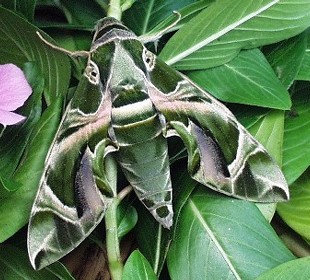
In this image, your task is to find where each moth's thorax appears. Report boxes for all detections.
[92,17,137,50]
[108,43,156,124]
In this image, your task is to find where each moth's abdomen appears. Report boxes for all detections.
[111,97,173,228]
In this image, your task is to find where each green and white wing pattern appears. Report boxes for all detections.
[28,17,289,270]
[148,58,289,202]
[27,61,113,270]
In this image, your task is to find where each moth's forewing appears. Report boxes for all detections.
[27,64,112,270]
[148,58,289,202]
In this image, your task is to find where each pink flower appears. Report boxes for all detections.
[0,64,32,126]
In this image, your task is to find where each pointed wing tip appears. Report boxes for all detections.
[253,183,290,203]
[151,207,174,229]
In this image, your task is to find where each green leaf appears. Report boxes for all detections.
[134,167,196,275]
[134,204,171,275]
[264,33,307,88]
[232,105,270,129]
[58,0,104,26]
[144,1,213,37]
[248,110,285,166]
[123,0,200,35]
[160,0,310,69]
[297,42,310,81]
[186,48,291,109]
[117,201,138,239]
[0,97,63,242]
[46,262,76,280]
[122,250,158,280]
[0,244,59,280]
[0,7,71,105]
[167,184,295,280]
[282,84,310,185]
[277,169,310,241]
[0,0,36,22]
[256,257,310,280]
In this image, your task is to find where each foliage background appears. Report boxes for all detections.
[1,0,310,279]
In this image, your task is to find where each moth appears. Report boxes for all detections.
[28,17,289,270]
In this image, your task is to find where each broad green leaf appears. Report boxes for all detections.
[122,250,158,280]
[297,49,310,81]
[264,33,307,88]
[167,184,294,280]
[0,244,59,280]
[256,257,310,280]
[0,97,62,242]
[296,24,310,81]
[282,84,310,185]
[46,262,76,280]
[134,204,171,275]
[134,167,196,275]
[248,110,285,166]
[277,169,310,241]
[186,48,291,109]
[0,7,71,105]
[123,0,199,35]
[58,0,104,26]
[0,0,36,22]
[232,105,270,130]
[160,0,310,70]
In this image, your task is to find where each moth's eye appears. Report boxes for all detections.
[85,60,100,85]
[143,49,155,70]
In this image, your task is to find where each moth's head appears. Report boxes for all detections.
[88,17,157,87]
[91,17,137,49]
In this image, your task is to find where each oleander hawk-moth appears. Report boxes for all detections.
[28,17,289,270]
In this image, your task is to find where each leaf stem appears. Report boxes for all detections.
[107,0,122,20]
[105,197,123,280]
[118,185,133,201]
[104,157,133,279]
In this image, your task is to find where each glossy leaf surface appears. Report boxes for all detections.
[160,0,310,69]
[256,256,310,280]
[282,85,310,184]
[186,48,291,109]
[122,250,158,280]
[0,244,74,280]
[264,33,307,89]
[167,185,295,280]
[0,7,70,104]
[277,169,310,241]
[0,98,62,242]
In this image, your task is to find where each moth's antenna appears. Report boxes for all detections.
[140,11,181,44]
[36,31,91,58]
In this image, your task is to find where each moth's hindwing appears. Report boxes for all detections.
[27,64,112,270]
[148,59,289,202]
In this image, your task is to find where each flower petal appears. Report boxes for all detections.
[0,64,32,111]
[0,108,25,126]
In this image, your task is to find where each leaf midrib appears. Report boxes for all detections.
[189,199,242,280]
[166,0,280,65]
